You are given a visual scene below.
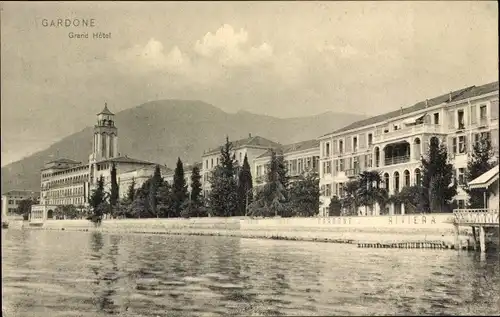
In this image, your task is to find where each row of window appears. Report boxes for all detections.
[255,156,320,177]
[321,100,498,159]
[47,186,85,198]
[42,174,88,190]
[322,154,374,175]
[42,166,87,178]
[321,168,422,197]
[47,197,85,206]
[449,131,494,155]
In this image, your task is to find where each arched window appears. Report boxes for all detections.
[404,170,410,187]
[394,171,400,193]
[375,147,380,167]
[414,168,421,186]
[384,173,390,191]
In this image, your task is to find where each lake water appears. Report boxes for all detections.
[2,229,499,316]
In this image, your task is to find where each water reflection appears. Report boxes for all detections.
[2,230,500,316]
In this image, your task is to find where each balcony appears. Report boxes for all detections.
[384,155,410,166]
[345,168,360,178]
[373,123,442,143]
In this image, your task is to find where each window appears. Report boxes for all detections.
[457,199,465,209]
[339,159,344,172]
[394,172,400,193]
[365,154,373,168]
[433,113,440,125]
[239,152,242,162]
[368,133,373,147]
[211,158,214,168]
[205,160,208,169]
[470,105,477,125]
[480,105,487,124]
[458,136,467,154]
[326,142,330,156]
[414,168,421,186]
[323,161,331,174]
[338,182,344,197]
[384,173,390,191]
[353,137,358,152]
[325,184,332,197]
[457,168,466,185]
[339,140,344,154]
[457,110,465,129]
[404,170,410,187]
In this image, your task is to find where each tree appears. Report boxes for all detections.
[54,204,80,219]
[465,136,497,208]
[357,171,388,216]
[171,158,188,217]
[127,178,136,202]
[329,196,342,216]
[248,149,290,217]
[157,180,173,218]
[16,199,35,220]
[341,180,360,216]
[208,137,239,217]
[288,171,320,217]
[390,185,423,214]
[421,137,457,213]
[88,175,107,223]
[110,162,119,217]
[148,165,163,218]
[237,154,253,216]
[190,165,203,206]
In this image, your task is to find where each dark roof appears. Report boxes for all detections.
[256,139,319,159]
[97,103,114,115]
[203,136,281,156]
[2,190,40,197]
[46,158,81,165]
[103,156,155,165]
[324,81,499,136]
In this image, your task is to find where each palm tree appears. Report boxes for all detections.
[341,180,360,216]
[358,171,388,215]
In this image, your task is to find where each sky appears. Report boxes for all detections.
[1,1,498,166]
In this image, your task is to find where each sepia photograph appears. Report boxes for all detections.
[1,1,499,316]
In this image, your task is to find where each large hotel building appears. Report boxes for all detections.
[25,80,498,220]
[318,81,499,216]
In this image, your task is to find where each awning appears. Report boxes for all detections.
[402,113,426,125]
[469,165,499,189]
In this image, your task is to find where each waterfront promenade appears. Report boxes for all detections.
[15,212,499,251]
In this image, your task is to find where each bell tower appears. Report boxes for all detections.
[92,103,118,161]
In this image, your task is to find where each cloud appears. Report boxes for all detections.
[194,24,273,67]
[117,38,190,74]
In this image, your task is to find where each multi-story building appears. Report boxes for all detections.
[318,81,499,217]
[32,104,164,220]
[200,134,281,196]
[253,139,320,187]
[1,190,40,217]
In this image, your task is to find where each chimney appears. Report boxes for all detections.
[249,133,252,138]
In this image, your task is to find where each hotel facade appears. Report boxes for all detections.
[318,81,499,216]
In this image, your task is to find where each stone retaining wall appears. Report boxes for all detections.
[19,214,478,248]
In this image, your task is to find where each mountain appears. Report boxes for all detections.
[1,100,366,192]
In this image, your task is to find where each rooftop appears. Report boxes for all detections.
[97,103,114,116]
[256,139,319,159]
[2,190,40,197]
[203,135,281,156]
[45,158,82,165]
[468,165,499,189]
[324,81,499,136]
[102,156,156,165]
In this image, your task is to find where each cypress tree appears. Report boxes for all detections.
[172,158,188,217]
[126,178,136,202]
[110,162,119,216]
[190,165,202,206]
[157,179,173,218]
[421,137,457,213]
[149,165,163,217]
[237,154,253,216]
[209,137,239,217]
[465,136,497,208]
[89,175,107,222]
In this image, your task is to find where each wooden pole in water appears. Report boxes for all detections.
[479,226,486,253]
